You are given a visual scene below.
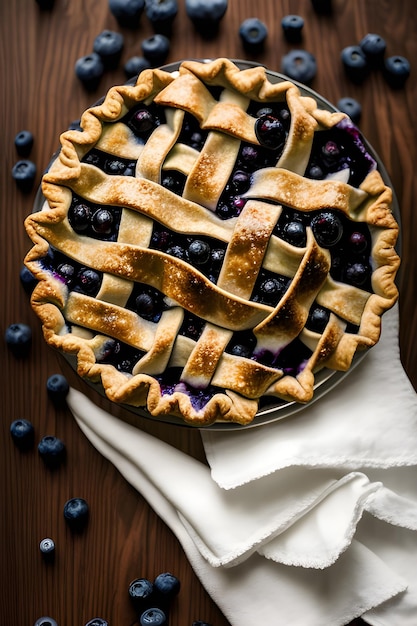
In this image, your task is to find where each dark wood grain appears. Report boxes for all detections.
[1,1,416,624]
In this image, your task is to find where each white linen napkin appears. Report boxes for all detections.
[66,303,417,625]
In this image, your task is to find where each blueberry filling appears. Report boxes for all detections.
[42,249,103,297]
[253,338,312,375]
[68,195,122,241]
[161,169,186,195]
[274,207,307,247]
[252,269,290,306]
[178,112,209,150]
[83,149,137,176]
[225,331,257,359]
[179,312,205,341]
[155,368,221,412]
[124,102,166,138]
[125,282,168,322]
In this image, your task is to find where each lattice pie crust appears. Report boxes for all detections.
[24,59,400,426]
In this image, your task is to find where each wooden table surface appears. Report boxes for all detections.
[1,1,416,624]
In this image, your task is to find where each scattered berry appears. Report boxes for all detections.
[124,55,151,79]
[109,0,145,28]
[383,55,410,89]
[10,419,35,450]
[11,159,37,192]
[281,15,304,43]
[38,435,66,468]
[186,0,228,38]
[341,45,369,83]
[281,49,317,84]
[33,618,58,626]
[75,53,104,91]
[93,30,124,69]
[20,265,38,294]
[85,620,109,626]
[128,577,155,612]
[141,34,170,65]
[39,537,56,560]
[337,97,362,124]
[192,622,213,626]
[153,572,181,600]
[14,130,34,157]
[139,607,167,625]
[5,322,32,357]
[359,33,386,66]
[63,497,89,531]
[145,0,178,36]
[239,17,268,53]
[46,374,70,405]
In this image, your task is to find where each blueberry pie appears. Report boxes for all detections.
[24,59,400,426]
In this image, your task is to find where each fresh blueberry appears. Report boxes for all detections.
[10,419,35,450]
[145,0,178,36]
[307,305,329,333]
[20,265,38,295]
[383,55,410,89]
[124,55,151,79]
[39,537,56,560]
[341,46,369,83]
[14,130,34,157]
[128,577,155,612]
[141,34,170,65]
[93,30,124,69]
[281,49,317,84]
[186,0,228,38]
[75,53,104,91]
[5,322,32,357]
[188,240,211,265]
[46,374,70,405]
[140,607,167,625]
[84,619,109,626]
[38,436,66,468]
[11,159,37,192]
[109,0,145,28]
[359,33,386,66]
[239,17,268,53]
[311,211,343,247]
[76,268,101,295]
[310,0,332,14]
[33,618,58,626]
[255,114,286,150]
[153,572,181,599]
[281,15,304,43]
[63,497,89,531]
[337,97,362,124]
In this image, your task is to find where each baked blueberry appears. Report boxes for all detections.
[341,46,369,83]
[346,262,370,287]
[359,33,386,66]
[92,208,114,235]
[14,130,34,157]
[282,220,307,247]
[281,15,304,43]
[239,17,268,53]
[39,537,55,561]
[109,0,145,28]
[141,34,170,65]
[33,618,58,626]
[139,607,167,625]
[84,619,109,626]
[128,577,155,612]
[255,114,286,150]
[12,159,37,192]
[10,419,35,450]
[281,50,317,84]
[75,268,102,295]
[188,239,211,265]
[69,202,92,232]
[20,265,37,295]
[46,374,70,405]
[38,435,66,468]
[93,30,124,69]
[349,231,368,253]
[124,55,151,79]
[145,0,178,36]
[186,0,228,38]
[383,55,410,89]
[63,497,89,531]
[74,53,104,91]
[311,211,343,247]
[307,305,329,333]
[337,97,362,124]
[5,322,32,357]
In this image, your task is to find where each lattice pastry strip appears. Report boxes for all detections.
[25,58,400,426]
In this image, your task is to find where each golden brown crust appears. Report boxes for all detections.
[24,58,400,426]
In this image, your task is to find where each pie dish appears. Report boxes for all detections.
[24,58,400,427]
